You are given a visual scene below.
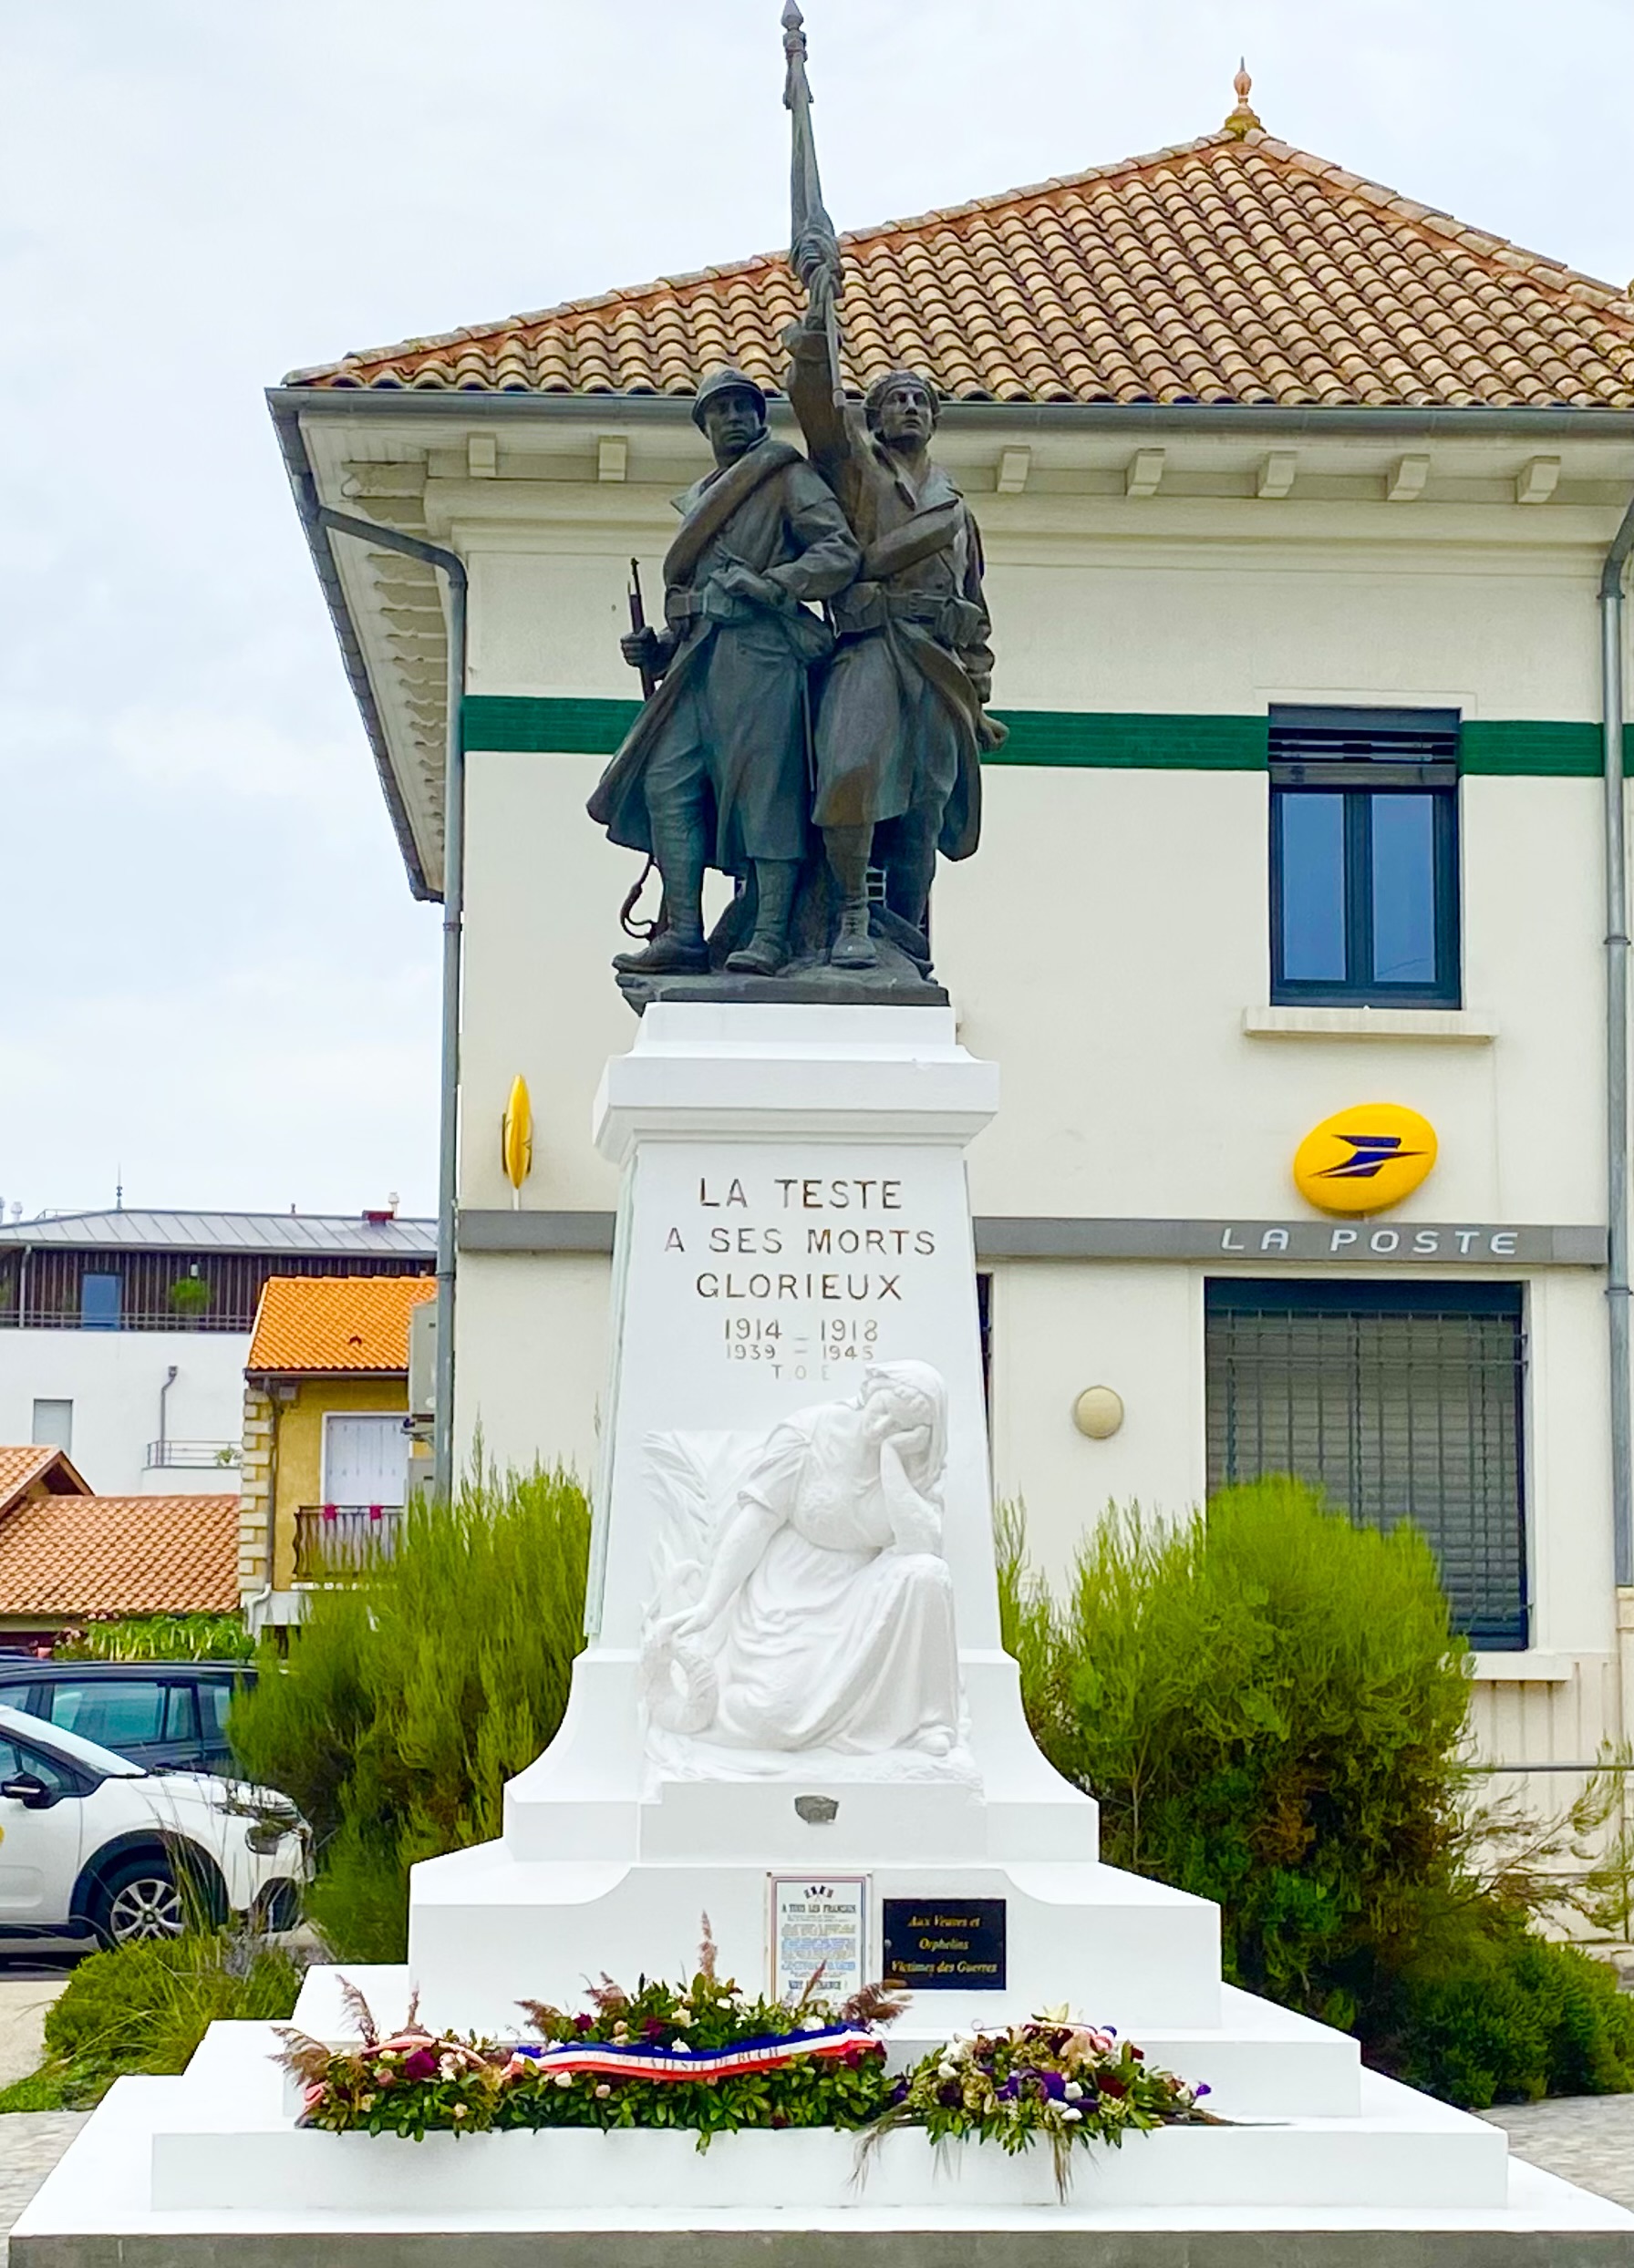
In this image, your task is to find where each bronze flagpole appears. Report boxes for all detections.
[781,1,845,407]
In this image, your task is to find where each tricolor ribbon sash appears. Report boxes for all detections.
[510,2025,878,2084]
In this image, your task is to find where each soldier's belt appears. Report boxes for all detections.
[831,585,983,644]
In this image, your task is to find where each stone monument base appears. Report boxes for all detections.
[13,2009,1634,2266]
[16,1004,1632,2263]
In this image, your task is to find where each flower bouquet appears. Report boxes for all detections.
[871,2010,1215,2194]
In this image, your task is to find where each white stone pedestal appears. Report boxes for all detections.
[17,1004,1634,2259]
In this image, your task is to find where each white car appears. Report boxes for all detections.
[0,1703,309,1947]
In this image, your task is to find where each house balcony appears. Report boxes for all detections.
[144,1439,241,1471]
[294,1503,403,1580]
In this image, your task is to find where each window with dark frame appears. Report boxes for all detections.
[1204,1278,1527,1649]
[1269,706,1461,1008]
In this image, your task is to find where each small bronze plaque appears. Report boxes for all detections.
[881,1898,1007,1991]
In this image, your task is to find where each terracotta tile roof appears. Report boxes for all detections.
[288,128,1634,411]
[0,1494,238,1619]
[247,1275,433,1376]
[0,1447,90,1518]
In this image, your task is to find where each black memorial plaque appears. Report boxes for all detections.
[881,1898,1007,1991]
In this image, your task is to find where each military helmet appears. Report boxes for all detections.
[691,366,769,431]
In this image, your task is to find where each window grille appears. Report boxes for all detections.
[1205,1279,1526,1649]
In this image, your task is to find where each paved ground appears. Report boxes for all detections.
[1482,2094,1634,2211]
[0,2116,87,2259]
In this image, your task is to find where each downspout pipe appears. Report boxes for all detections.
[312,502,468,1507]
[1602,485,1634,1587]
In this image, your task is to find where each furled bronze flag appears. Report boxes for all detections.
[782,1,844,405]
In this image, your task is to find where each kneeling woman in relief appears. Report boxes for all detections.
[641,1362,967,1777]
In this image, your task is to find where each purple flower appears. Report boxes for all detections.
[937,2081,962,2108]
[574,2014,594,2036]
[401,2048,438,2083]
[643,2018,667,2041]
[1196,2083,1212,2098]
[1039,2070,1066,2100]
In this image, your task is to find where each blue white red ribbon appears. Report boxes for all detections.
[509,2025,878,2084]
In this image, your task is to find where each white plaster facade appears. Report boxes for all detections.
[0,1328,251,1496]
[282,396,1634,1780]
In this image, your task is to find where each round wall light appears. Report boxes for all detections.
[1072,1386,1124,1440]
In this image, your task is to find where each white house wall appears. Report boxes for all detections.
[0,1330,251,1496]
[390,427,1634,1775]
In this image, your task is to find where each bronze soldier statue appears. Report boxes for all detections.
[785,333,1004,966]
[587,367,860,977]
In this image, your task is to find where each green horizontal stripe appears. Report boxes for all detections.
[464,695,640,754]
[986,710,1267,768]
[461,695,1622,777]
[1461,721,1607,778]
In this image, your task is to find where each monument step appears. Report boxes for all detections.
[16,2034,1632,2260]
[402,1841,1226,2036]
[31,2022,1501,2215]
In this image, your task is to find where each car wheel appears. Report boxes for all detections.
[254,1881,302,1932]
[90,1856,185,1946]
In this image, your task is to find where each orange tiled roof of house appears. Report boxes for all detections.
[287,118,1634,411]
[247,1275,434,1376]
[0,1494,237,1618]
[0,1446,90,1517]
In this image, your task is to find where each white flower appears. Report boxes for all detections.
[1063,2081,1083,2101]
[358,2095,376,2112]
[452,2104,469,2119]
[553,2072,574,2088]
[595,2083,612,2099]
[936,2061,958,2079]
[439,2055,458,2076]
[801,2018,824,2034]
[1060,2107,1083,2124]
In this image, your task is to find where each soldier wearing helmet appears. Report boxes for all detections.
[588,367,860,979]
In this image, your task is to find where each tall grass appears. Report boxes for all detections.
[229,1463,590,1962]
[0,1932,305,2111]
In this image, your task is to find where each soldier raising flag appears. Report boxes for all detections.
[781,5,1004,970]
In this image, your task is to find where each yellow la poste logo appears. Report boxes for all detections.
[1293,1103,1438,1216]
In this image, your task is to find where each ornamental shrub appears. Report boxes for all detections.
[229,1462,589,1964]
[998,1477,1634,2106]
[0,1930,305,2111]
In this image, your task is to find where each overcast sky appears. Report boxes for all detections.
[2,0,1629,1222]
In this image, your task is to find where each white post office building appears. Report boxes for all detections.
[272,90,1634,1777]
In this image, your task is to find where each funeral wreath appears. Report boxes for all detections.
[276,1922,1213,2169]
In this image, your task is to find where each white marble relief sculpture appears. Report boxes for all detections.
[640,1362,973,1780]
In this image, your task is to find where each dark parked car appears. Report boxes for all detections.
[0,1661,255,1777]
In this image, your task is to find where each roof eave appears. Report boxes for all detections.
[269,386,1634,441]
[268,392,435,902]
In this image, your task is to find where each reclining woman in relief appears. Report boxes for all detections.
[641,1361,967,1777]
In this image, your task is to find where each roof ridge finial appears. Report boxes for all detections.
[1223,57,1262,139]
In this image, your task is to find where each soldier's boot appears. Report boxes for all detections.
[613,819,709,974]
[726,860,799,976]
[824,824,879,970]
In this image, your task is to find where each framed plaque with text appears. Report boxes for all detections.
[769,1876,869,2004]
[881,1897,1007,1990]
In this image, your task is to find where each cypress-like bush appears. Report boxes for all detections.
[1000,1477,1634,2104]
[230,1463,589,1962]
